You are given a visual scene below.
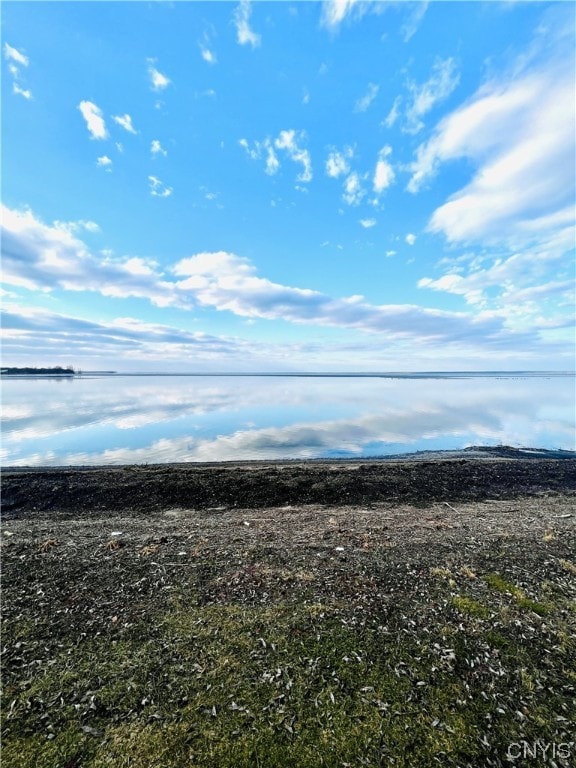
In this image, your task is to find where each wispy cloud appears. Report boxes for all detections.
[4,43,32,99]
[264,141,279,175]
[321,0,363,28]
[274,130,312,182]
[419,230,575,319]
[148,176,173,198]
[354,82,379,113]
[325,146,354,178]
[199,26,218,64]
[147,60,171,91]
[233,0,261,48]
[383,96,401,128]
[360,218,376,229]
[2,205,558,353]
[373,145,395,194]
[408,39,575,250]
[171,251,538,349]
[151,139,167,157]
[414,25,576,334]
[97,155,112,169]
[401,2,428,42]
[4,42,28,67]
[239,138,259,160]
[78,101,108,140]
[54,219,100,235]
[405,233,416,246]
[13,84,32,100]
[200,46,217,64]
[112,113,137,134]
[342,172,365,206]
[404,58,459,134]
[1,305,256,369]
[1,205,184,308]
[241,131,311,182]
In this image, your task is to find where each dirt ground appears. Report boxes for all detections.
[2,452,575,767]
[2,451,576,636]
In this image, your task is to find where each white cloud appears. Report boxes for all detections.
[360,219,376,228]
[342,172,364,206]
[148,176,173,198]
[264,141,279,175]
[233,0,261,48]
[97,155,112,168]
[151,139,167,157]
[2,205,560,355]
[408,38,575,249]
[200,47,217,64]
[275,130,312,182]
[383,96,401,128]
[373,145,395,193]
[171,251,544,350]
[1,205,184,308]
[321,0,362,28]
[112,113,137,134]
[78,101,108,140]
[401,2,428,42]
[354,83,379,113]
[405,233,416,246]
[404,58,459,134]
[1,305,256,370]
[419,230,575,317]
[4,43,28,67]
[239,137,279,175]
[54,219,100,235]
[239,137,260,160]
[385,250,397,257]
[5,43,32,98]
[13,84,32,100]
[244,131,312,182]
[325,146,353,178]
[148,61,171,91]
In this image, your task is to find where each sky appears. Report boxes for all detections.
[1,0,575,372]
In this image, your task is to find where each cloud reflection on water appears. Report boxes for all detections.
[2,375,573,465]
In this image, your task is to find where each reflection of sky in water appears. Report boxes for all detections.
[1,374,574,465]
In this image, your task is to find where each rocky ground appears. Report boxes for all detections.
[2,450,575,767]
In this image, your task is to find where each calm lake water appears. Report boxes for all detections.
[1,373,574,466]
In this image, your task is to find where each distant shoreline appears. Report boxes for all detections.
[1,369,573,379]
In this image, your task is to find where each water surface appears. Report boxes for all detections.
[1,373,574,466]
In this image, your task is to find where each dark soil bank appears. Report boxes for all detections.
[3,450,576,520]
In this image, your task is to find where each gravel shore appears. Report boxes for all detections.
[2,449,575,767]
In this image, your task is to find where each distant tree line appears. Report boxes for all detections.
[1,366,76,376]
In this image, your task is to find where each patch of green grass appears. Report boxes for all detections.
[4,592,574,768]
[515,597,551,616]
[483,572,525,598]
[4,545,576,768]
[483,573,553,616]
[451,595,490,618]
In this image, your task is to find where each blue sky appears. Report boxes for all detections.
[2,0,574,371]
